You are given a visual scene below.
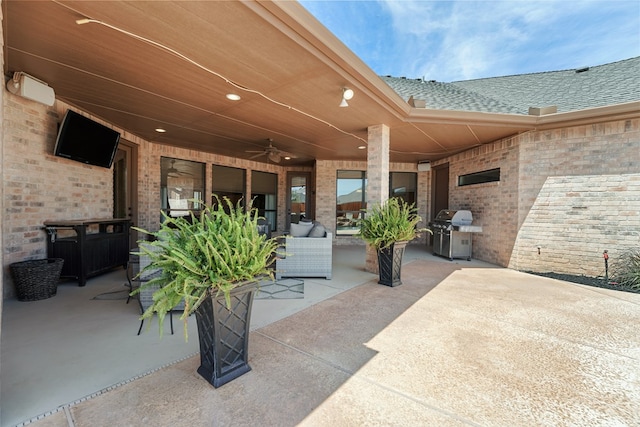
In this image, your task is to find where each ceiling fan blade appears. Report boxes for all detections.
[267,152,281,163]
[277,150,297,158]
[167,168,192,176]
[166,159,194,176]
[245,139,297,162]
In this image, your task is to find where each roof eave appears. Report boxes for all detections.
[260,1,411,119]
[535,102,640,129]
[407,108,538,128]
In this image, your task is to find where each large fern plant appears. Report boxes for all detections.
[131,196,278,338]
[358,197,429,250]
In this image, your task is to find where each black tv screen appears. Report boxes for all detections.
[54,110,121,168]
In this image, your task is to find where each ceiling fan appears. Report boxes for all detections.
[246,139,296,163]
[166,159,193,178]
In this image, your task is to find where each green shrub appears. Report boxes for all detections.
[131,196,278,338]
[358,197,429,250]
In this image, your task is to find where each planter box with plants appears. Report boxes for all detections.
[358,197,429,287]
[132,196,278,388]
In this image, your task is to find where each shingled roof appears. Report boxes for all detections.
[381,57,640,115]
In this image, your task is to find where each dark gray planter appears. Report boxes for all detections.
[377,241,407,287]
[195,281,257,388]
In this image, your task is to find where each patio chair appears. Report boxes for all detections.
[275,222,332,279]
[128,246,183,335]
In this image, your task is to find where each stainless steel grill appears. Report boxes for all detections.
[430,209,482,261]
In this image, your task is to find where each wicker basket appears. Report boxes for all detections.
[10,258,64,301]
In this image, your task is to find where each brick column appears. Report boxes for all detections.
[365,124,390,273]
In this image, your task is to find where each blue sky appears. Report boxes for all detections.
[299,0,640,82]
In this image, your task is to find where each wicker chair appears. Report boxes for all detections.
[275,231,333,280]
[128,244,184,335]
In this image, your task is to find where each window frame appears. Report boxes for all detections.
[458,168,500,187]
[336,170,367,236]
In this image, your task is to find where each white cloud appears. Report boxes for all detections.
[302,0,640,81]
[381,0,639,81]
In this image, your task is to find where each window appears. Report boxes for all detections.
[390,172,417,206]
[335,171,417,235]
[458,168,500,186]
[251,171,277,231]
[336,170,366,235]
[212,165,245,209]
[160,157,205,221]
[289,174,309,224]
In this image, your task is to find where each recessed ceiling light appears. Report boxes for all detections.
[358,145,366,150]
[155,128,166,133]
[226,93,241,101]
[284,156,291,160]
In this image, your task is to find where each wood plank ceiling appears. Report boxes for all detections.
[3,1,534,166]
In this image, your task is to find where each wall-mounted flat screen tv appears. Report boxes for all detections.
[54,109,121,168]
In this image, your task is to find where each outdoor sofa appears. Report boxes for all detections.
[275,221,332,280]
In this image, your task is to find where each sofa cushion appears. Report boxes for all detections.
[290,221,314,237]
[308,224,327,238]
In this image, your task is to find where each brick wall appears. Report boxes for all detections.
[511,118,640,276]
[2,98,115,296]
[141,143,300,233]
[5,92,633,297]
[442,137,520,266]
[1,98,313,298]
[315,159,429,248]
[316,159,429,275]
[315,159,358,245]
[438,117,640,276]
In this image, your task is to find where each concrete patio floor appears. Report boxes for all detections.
[3,246,640,426]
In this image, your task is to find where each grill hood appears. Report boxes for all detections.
[434,209,473,226]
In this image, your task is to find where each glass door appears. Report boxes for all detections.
[113,140,138,248]
[251,171,278,232]
[287,172,312,229]
[160,157,206,221]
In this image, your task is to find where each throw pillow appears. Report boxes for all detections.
[290,221,314,237]
[308,224,326,238]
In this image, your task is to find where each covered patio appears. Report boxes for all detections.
[1,2,639,425]
[1,0,537,251]
[2,246,639,426]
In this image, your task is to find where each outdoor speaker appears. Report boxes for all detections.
[417,162,431,172]
[6,72,55,106]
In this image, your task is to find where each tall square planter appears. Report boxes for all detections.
[195,281,257,388]
[377,241,407,287]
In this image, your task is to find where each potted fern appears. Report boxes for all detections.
[358,197,429,286]
[132,196,278,388]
